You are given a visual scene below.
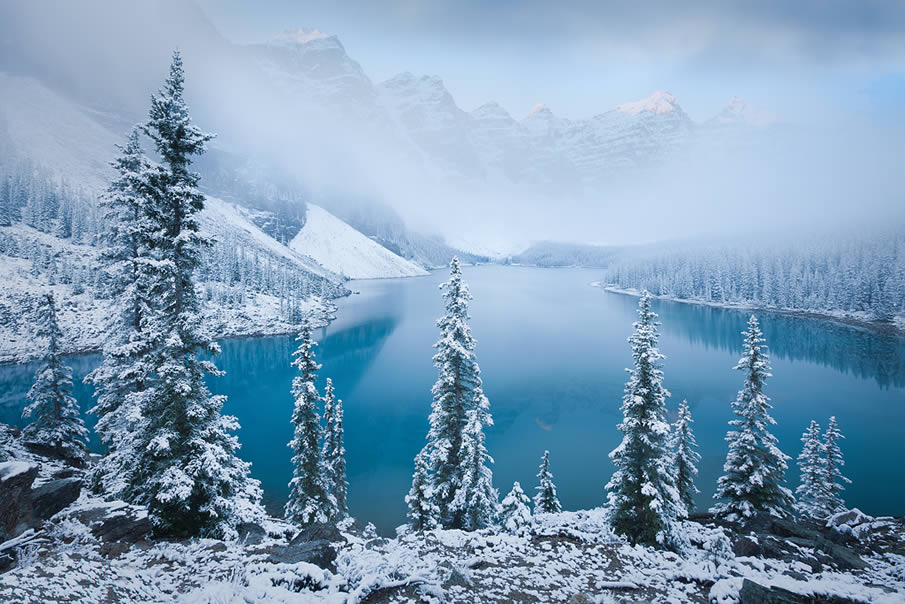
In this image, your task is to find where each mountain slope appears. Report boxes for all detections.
[289,204,428,279]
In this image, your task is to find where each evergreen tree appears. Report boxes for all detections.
[822,416,851,515]
[285,317,331,526]
[712,315,795,522]
[22,293,88,460]
[796,420,828,518]
[321,377,348,521]
[413,257,495,530]
[448,393,498,530]
[85,127,158,498]
[500,481,532,535]
[670,399,701,515]
[606,292,683,548]
[130,52,261,539]
[533,450,562,514]
[406,448,439,531]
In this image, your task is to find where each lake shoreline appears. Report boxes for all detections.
[597,283,905,339]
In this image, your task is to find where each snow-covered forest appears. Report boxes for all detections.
[602,234,905,324]
[0,155,346,314]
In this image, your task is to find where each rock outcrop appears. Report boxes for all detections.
[0,461,39,541]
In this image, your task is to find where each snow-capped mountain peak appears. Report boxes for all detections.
[616,90,681,116]
[528,103,552,117]
[268,27,330,46]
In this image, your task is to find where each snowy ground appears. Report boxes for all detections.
[0,216,338,363]
[599,285,905,336]
[1,474,902,604]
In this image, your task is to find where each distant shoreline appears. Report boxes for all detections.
[597,283,905,338]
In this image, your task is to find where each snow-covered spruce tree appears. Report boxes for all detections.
[534,450,562,514]
[286,316,331,527]
[712,315,795,523]
[796,420,828,518]
[606,292,683,548]
[500,481,532,535]
[406,448,438,531]
[321,377,348,521]
[821,416,851,515]
[448,391,498,530]
[85,127,158,497]
[129,51,261,539]
[414,257,496,530]
[23,293,89,460]
[671,399,701,515]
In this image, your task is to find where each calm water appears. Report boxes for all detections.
[1,266,904,534]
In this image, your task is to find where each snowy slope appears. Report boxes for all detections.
[201,196,339,280]
[289,204,428,279]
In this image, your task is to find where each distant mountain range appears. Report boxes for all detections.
[0,3,777,258]
[258,28,777,191]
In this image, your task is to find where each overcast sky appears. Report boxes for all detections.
[198,0,905,122]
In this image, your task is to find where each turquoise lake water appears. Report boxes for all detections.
[1,265,903,534]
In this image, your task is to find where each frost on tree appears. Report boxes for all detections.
[796,420,828,518]
[712,315,794,523]
[286,316,331,527]
[22,293,88,461]
[128,51,262,539]
[670,399,701,515]
[321,377,348,521]
[500,481,532,535]
[534,450,562,514]
[406,448,438,532]
[448,393,498,530]
[85,127,158,498]
[411,257,496,530]
[606,292,683,548]
[822,416,851,515]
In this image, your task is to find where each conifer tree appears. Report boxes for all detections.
[534,450,562,514]
[129,51,261,538]
[606,292,683,548]
[712,315,795,522]
[413,257,495,530]
[670,399,701,515]
[321,377,348,520]
[286,316,331,526]
[500,481,532,535]
[448,395,498,530]
[796,420,827,517]
[406,448,439,531]
[822,416,851,515]
[23,293,88,460]
[85,127,158,497]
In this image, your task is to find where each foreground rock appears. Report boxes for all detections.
[55,501,152,543]
[31,477,82,522]
[0,461,38,541]
[265,522,346,572]
[738,578,865,604]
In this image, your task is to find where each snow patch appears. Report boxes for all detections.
[0,460,35,481]
[289,204,428,279]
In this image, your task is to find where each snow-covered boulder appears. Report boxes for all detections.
[265,522,346,572]
[55,501,151,543]
[31,478,82,522]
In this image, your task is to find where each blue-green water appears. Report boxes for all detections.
[1,266,904,534]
